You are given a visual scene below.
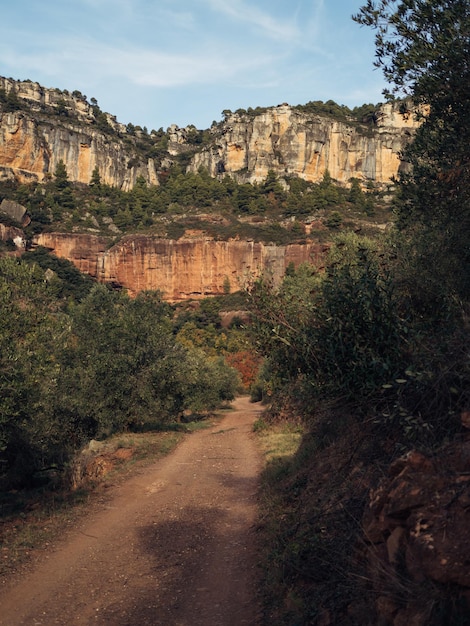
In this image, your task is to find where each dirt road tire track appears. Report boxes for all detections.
[0,397,263,625]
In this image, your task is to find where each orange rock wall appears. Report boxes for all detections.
[35,233,322,300]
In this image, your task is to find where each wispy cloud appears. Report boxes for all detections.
[203,0,300,42]
[73,0,196,36]
[0,0,389,129]
[1,36,280,89]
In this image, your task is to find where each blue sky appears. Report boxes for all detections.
[0,0,386,131]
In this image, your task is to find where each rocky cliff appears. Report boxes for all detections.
[184,102,420,185]
[1,77,419,300]
[1,77,420,190]
[0,77,158,190]
[35,232,324,300]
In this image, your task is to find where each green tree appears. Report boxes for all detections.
[0,258,69,485]
[325,211,342,229]
[90,166,102,189]
[51,159,75,213]
[56,285,178,438]
[353,0,470,439]
[54,160,70,190]
[348,177,366,210]
[0,88,21,112]
[249,236,402,404]
[354,0,470,302]
[183,351,240,413]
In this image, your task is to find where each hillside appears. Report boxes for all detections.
[2,0,469,623]
[0,76,420,299]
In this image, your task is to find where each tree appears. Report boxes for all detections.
[0,258,69,485]
[354,0,470,301]
[54,160,70,190]
[249,237,402,404]
[353,1,470,441]
[90,166,102,189]
[348,177,366,209]
[353,1,469,103]
[0,88,21,112]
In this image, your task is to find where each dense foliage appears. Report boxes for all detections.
[0,163,380,246]
[0,257,240,488]
[251,0,470,447]
[355,0,470,304]
[249,234,404,405]
[253,2,470,623]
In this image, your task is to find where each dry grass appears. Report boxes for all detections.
[254,418,304,464]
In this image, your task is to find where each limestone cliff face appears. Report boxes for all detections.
[35,232,323,300]
[0,78,158,190]
[187,102,420,185]
[1,77,419,190]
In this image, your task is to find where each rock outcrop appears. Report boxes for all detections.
[1,77,420,190]
[187,102,420,185]
[0,198,30,225]
[35,232,324,300]
[363,443,470,624]
[0,223,26,250]
[0,78,158,190]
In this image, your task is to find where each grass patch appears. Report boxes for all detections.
[254,418,304,464]
[109,430,184,464]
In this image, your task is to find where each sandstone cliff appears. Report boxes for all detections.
[1,77,419,190]
[0,78,158,190]
[186,102,419,185]
[35,232,323,300]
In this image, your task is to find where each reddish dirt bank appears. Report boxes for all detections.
[0,397,263,625]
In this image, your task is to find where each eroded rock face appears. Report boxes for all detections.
[35,232,323,300]
[0,223,26,249]
[1,77,420,190]
[0,111,159,190]
[188,102,420,186]
[0,78,158,190]
[34,232,108,278]
[363,443,470,624]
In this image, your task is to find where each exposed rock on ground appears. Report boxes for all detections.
[363,440,470,624]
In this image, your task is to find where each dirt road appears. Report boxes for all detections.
[0,397,263,625]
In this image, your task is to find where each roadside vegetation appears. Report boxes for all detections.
[249,1,470,623]
[0,255,244,492]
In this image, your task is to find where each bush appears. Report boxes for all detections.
[249,234,404,407]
